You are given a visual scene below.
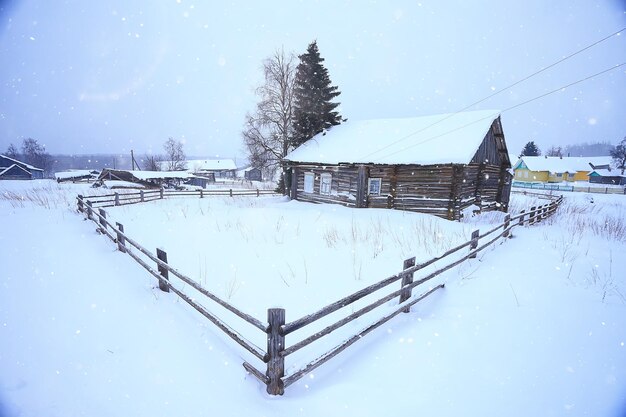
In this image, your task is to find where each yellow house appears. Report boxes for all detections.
[513,156,612,183]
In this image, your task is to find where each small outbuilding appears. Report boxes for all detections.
[186,159,237,179]
[283,110,512,220]
[243,167,262,181]
[0,155,44,180]
[588,168,626,186]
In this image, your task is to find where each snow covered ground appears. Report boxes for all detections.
[1,180,625,417]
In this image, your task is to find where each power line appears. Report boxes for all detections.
[358,26,626,161]
[369,62,626,163]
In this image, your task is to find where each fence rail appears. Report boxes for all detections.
[78,188,278,209]
[76,191,563,396]
[513,181,625,195]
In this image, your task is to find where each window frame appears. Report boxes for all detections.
[319,173,332,195]
[368,178,382,195]
[303,172,314,193]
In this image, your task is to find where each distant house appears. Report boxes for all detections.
[243,167,262,181]
[513,156,612,183]
[283,110,512,221]
[97,169,192,188]
[588,168,626,186]
[185,159,237,179]
[0,154,44,180]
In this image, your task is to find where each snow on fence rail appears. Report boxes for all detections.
[75,192,563,396]
[77,188,278,209]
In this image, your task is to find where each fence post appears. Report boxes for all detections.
[537,205,544,223]
[266,308,285,395]
[115,192,120,206]
[156,248,170,293]
[98,209,107,232]
[160,188,164,199]
[200,189,204,198]
[140,190,145,203]
[469,229,479,258]
[77,195,84,212]
[518,209,526,226]
[503,214,511,238]
[115,222,126,253]
[229,189,233,197]
[257,189,260,197]
[86,201,93,220]
[529,206,536,224]
[399,257,416,313]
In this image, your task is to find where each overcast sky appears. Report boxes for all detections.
[1,0,625,160]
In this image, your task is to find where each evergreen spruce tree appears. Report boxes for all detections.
[291,41,342,148]
[520,141,541,157]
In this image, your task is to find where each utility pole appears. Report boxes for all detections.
[131,150,136,170]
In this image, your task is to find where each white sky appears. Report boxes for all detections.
[0,0,624,159]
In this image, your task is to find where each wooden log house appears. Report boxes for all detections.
[284,110,512,220]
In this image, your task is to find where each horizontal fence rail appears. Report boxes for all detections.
[513,181,625,195]
[78,188,279,209]
[75,191,563,396]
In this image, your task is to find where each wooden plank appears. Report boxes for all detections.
[282,272,404,335]
[243,361,269,385]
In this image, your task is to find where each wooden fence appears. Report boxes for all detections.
[513,181,625,195]
[77,188,278,209]
[76,192,563,396]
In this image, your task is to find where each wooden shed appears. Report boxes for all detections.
[588,168,626,186]
[244,167,262,181]
[0,155,44,180]
[283,110,512,220]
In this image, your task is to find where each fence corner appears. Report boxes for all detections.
[266,308,285,396]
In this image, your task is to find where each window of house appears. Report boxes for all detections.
[304,172,314,193]
[368,178,382,195]
[320,173,332,195]
[523,171,529,178]
[556,172,562,178]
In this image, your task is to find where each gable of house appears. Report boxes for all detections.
[0,164,33,180]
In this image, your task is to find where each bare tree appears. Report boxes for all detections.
[545,145,563,157]
[163,137,186,171]
[21,138,53,176]
[610,137,626,174]
[5,143,19,159]
[242,48,296,193]
[143,153,164,171]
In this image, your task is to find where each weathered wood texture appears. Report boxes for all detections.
[288,117,512,220]
[266,308,285,395]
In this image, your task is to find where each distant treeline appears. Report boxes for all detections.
[50,154,133,172]
[562,142,614,157]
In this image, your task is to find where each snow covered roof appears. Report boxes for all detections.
[588,168,625,178]
[54,170,98,180]
[515,156,612,173]
[186,159,237,171]
[0,154,44,171]
[128,170,192,180]
[284,110,502,165]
